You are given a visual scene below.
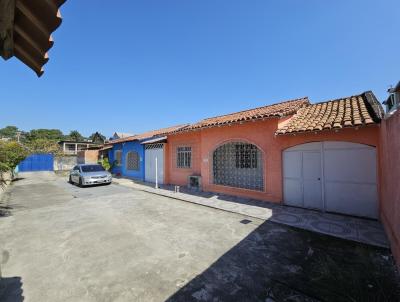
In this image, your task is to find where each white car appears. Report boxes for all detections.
[69,164,112,187]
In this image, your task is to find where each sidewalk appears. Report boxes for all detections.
[113,177,389,248]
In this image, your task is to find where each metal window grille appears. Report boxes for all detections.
[126,151,139,171]
[177,146,191,168]
[213,142,264,191]
[145,143,164,150]
[235,144,258,168]
[66,144,75,151]
[114,150,122,166]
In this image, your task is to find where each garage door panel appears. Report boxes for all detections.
[302,152,321,180]
[324,148,376,183]
[303,181,322,209]
[286,142,321,152]
[325,182,378,219]
[283,151,302,178]
[323,141,371,149]
[283,141,378,219]
[284,179,303,207]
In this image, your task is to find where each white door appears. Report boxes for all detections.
[283,142,323,210]
[323,142,377,219]
[283,142,378,219]
[302,152,323,209]
[145,145,164,184]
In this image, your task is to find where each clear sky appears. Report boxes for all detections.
[0,0,398,137]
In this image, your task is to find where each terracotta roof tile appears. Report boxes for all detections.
[0,0,67,76]
[177,97,310,132]
[106,124,189,145]
[275,91,384,135]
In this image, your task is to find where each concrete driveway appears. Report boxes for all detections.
[0,172,398,302]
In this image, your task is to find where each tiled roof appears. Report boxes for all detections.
[275,91,384,135]
[107,124,189,144]
[178,97,310,132]
[0,0,67,76]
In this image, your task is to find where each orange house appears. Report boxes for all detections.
[165,91,384,219]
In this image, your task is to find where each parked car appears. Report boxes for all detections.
[69,164,112,187]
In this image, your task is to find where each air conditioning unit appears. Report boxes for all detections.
[188,175,202,190]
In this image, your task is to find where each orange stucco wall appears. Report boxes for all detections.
[379,109,400,266]
[165,118,380,203]
[165,131,202,186]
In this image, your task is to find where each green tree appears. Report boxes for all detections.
[27,129,64,141]
[89,132,106,144]
[67,130,84,142]
[0,126,18,139]
[25,139,62,156]
[0,141,29,172]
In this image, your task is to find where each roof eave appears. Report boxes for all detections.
[275,123,379,136]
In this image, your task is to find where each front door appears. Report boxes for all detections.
[145,145,164,184]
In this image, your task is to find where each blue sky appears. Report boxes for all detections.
[0,0,398,137]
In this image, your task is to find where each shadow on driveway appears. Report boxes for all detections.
[0,276,23,302]
[166,220,400,302]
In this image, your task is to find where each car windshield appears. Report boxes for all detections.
[81,165,105,172]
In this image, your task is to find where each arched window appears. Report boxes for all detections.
[213,142,264,191]
[126,151,139,171]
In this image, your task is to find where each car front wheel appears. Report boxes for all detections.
[69,175,73,184]
[78,177,83,187]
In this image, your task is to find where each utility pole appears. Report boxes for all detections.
[155,156,158,189]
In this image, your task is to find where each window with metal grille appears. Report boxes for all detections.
[213,142,264,191]
[126,151,139,170]
[235,144,258,168]
[114,150,122,166]
[177,146,191,168]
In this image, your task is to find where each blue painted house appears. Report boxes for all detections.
[107,125,187,182]
[108,140,145,180]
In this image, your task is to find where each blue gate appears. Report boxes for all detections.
[18,154,54,172]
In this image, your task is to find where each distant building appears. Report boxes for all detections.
[383,81,400,113]
[58,140,100,155]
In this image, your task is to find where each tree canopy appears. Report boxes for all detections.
[25,139,62,156]
[0,125,19,139]
[27,129,64,141]
[89,132,106,144]
[67,130,84,142]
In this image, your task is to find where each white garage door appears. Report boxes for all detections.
[145,144,164,184]
[283,141,378,219]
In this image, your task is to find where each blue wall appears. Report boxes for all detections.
[109,143,123,175]
[109,141,145,181]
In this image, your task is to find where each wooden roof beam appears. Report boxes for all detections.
[0,0,15,59]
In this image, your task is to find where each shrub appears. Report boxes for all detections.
[0,141,29,172]
[100,157,111,171]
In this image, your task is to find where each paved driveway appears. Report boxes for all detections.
[0,172,398,302]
